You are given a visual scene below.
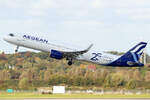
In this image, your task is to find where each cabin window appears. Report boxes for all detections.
[9,33,14,37]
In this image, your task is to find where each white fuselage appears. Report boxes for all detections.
[4,34,120,65]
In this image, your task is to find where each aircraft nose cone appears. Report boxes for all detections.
[3,36,7,41]
[3,36,9,42]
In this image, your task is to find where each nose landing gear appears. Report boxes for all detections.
[15,46,19,53]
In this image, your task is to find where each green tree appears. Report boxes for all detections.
[126,79,136,89]
[104,74,112,87]
[111,73,124,87]
[19,78,29,89]
[133,69,142,81]
[144,71,150,82]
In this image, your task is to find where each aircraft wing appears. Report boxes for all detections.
[61,44,93,58]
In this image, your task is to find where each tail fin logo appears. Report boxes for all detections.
[106,42,147,67]
[129,42,147,62]
[130,43,146,55]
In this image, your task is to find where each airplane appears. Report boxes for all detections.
[3,33,147,67]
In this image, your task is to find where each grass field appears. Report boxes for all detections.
[0,93,150,99]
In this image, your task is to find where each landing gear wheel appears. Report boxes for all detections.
[68,61,72,66]
[15,49,18,53]
[15,46,19,53]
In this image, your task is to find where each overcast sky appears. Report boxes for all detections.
[1,0,150,54]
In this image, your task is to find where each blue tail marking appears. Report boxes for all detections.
[107,42,147,67]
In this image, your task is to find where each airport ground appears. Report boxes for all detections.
[0,98,149,100]
[0,93,150,99]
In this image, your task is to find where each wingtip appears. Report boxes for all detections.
[87,44,93,51]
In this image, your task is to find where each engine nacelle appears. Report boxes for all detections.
[50,50,63,59]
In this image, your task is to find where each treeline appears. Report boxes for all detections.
[0,51,150,90]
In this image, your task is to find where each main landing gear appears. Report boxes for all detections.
[68,61,73,66]
[66,58,73,66]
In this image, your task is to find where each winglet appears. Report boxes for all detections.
[85,44,93,52]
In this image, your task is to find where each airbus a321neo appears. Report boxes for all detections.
[4,33,147,67]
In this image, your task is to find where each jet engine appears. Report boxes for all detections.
[50,50,63,59]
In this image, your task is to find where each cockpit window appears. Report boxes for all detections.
[9,33,14,37]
